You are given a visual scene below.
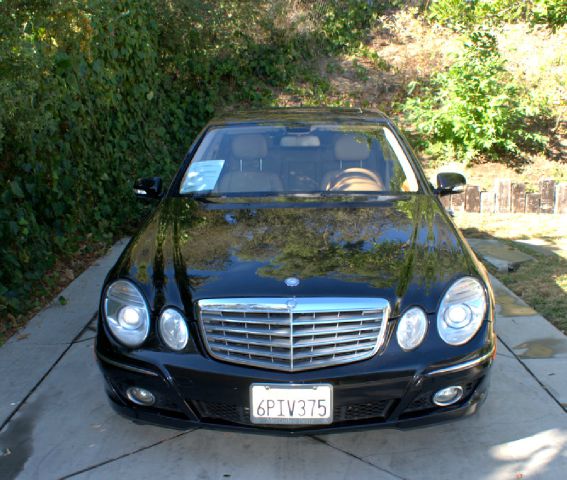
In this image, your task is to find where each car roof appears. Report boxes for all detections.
[207,107,391,126]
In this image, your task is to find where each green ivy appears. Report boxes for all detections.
[0,0,379,321]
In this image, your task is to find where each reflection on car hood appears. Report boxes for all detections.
[114,195,479,316]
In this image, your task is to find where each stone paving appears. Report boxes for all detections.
[490,276,567,410]
[467,238,535,272]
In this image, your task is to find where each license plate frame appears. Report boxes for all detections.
[250,383,333,425]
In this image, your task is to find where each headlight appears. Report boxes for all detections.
[437,277,487,346]
[159,308,189,351]
[396,307,428,351]
[104,280,150,347]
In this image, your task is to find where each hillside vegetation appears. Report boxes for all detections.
[0,0,565,340]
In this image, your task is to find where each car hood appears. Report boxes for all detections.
[113,195,480,316]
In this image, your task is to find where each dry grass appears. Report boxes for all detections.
[370,9,460,81]
[326,9,461,111]
[275,9,461,111]
[455,212,567,246]
[498,23,566,121]
[498,255,567,334]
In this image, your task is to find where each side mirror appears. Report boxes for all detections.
[133,177,163,199]
[435,172,466,196]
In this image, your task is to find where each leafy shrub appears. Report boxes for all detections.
[313,0,379,52]
[402,31,549,164]
[0,0,379,323]
[427,0,481,29]
[427,0,566,30]
[532,0,567,32]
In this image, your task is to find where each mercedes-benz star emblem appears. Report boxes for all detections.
[286,299,297,309]
[284,277,300,287]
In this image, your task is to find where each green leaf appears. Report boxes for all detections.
[10,181,24,199]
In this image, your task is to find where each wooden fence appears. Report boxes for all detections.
[440,179,567,214]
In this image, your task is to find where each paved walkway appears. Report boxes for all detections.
[1,241,566,480]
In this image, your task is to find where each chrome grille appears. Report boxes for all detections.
[197,298,390,372]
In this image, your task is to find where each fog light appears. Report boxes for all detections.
[433,386,463,406]
[126,387,155,406]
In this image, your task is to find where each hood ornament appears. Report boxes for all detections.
[284,277,300,287]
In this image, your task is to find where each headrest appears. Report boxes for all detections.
[334,134,370,162]
[231,135,268,159]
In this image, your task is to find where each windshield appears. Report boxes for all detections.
[179,124,420,196]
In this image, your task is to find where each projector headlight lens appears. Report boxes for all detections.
[437,277,487,346]
[159,308,189,351]
[397,307,428,351]
[104,280,150,348]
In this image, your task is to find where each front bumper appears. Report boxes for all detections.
[95,341,495,435]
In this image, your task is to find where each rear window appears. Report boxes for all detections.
[179,125,419,195]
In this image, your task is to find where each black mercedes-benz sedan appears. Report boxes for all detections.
[95,107,496,434]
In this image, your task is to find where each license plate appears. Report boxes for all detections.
[250,383,333,425]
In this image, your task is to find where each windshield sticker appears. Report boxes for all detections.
[180,160,225,193]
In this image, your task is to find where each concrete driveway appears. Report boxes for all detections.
[1,241,566,480]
